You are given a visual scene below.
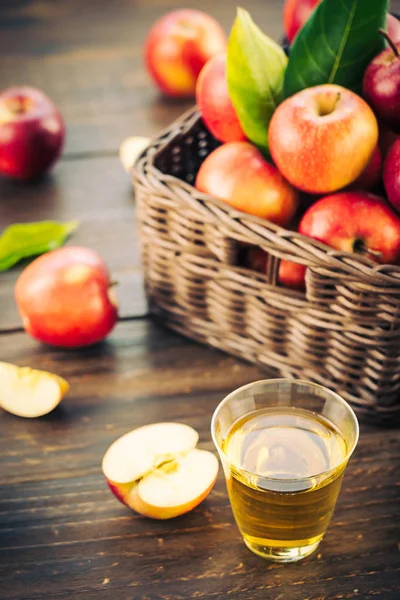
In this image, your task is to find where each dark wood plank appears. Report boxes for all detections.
[0,155,147,329]
[0,321,399,600]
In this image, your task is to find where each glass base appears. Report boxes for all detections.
[244,538,321,563]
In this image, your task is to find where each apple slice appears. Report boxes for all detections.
[119,136,150,173]
[0,361,69,418]
[102,422,219,519]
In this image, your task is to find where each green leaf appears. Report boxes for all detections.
[0,220,79,271]
[283,0,388,98]
[227,7,288,153]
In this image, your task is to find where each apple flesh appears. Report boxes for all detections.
[196,54,246,143]
[0,362,69,418]
[269,84,378,194]
[195,142,298,226]
[0,86,64,180]
[363,38,400,134]
[15,246,118,347]
[102,422,219,519]
[383,138,400,213]
[299,192,400,264]
[144,10,226,98]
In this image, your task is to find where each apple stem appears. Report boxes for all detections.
[379,28,399,57]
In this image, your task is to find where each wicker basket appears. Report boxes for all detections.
[133,109,400,425]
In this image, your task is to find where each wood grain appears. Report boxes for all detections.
[0,322,399,600]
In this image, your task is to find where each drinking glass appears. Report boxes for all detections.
[211,379,359,562]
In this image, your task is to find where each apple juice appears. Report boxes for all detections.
[221,406,348,553]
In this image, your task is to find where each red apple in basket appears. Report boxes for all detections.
[15,247,118,347]
[246,247,306,290]
[363,35,400,134]
[283,0,320,43]
[278,260,307,290]
[195,142,298,226]
[383,138,400,213]
[348,146,382,192]
[144,10,226,98]
[196,54,246,143]
[299,192,400,265]
[283,0,400,44]
[102,422,219,519]
[268,84,378,195]
[0,86,64,180]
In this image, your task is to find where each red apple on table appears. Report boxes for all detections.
[102,422,219,519]
[299,192,400,265]
[363,35,400,134]
[0,87,64,180]
[196,54,246,143]
[283,0,400,44]
[144,10,226,98]
[195,141,298,226]
[383,138,400,213]
[268,84,378,195]
[15,246,118,347]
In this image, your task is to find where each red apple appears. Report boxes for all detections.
[284,0,399,44]
[283,0,319,43]
[383,138,400,213]
[144,10,226,98]
[387,14,400,43]
[246,247,268,273]
[278,260,307,290]
[363,36,400,134]
[195,142,298,226]
[246,247,306,290]
[15,247,118,347]
[269,84,378,195]
[0,87,64,180]
[196,54,246,143]
[348,146,382,191]
[299,192,400,264]
[379,123,399,160]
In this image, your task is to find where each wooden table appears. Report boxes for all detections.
[1,1,399,598]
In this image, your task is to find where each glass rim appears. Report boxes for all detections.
[211,378,360,485]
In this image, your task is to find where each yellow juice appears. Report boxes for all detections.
[222,406,348,557]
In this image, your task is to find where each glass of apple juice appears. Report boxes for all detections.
[211,379,359,563]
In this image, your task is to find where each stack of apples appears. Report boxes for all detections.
[190,2,400,290]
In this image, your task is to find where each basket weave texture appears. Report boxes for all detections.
[133,109,400,424]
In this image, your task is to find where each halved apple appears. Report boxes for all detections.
[0,361,69,418]
[102,422,219,519]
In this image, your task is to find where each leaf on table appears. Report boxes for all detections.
[0,220,79,271]
[227,7,288,153]
[283,0,388,98]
